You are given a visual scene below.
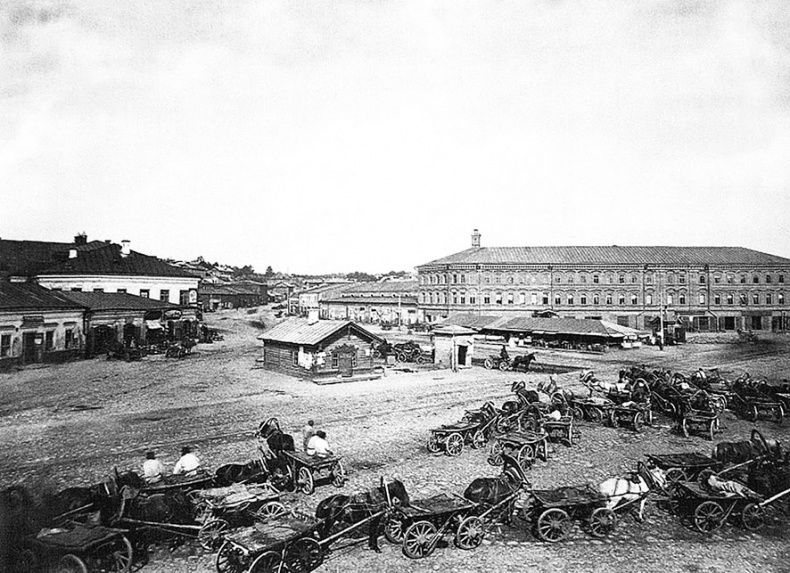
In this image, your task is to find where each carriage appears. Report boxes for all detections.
[730,381,785,424]
[426,402,499,456]
[645,452,722,492]
[16,523,134,573]
[679,410,721,441]
[667,480,768,533]
[607,402,654,432]
[278,450,347,495]
[487,429,549,470]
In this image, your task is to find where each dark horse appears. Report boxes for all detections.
[213,458,268,487]
[511,352,537,372]
[463,455,530,524]
[43,470,145,525]
[315,479,410,551]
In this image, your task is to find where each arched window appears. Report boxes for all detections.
[605,293,613,305]
[646,293,653,305]
[567,293,574,305]
[726,294,734,305]
[699,292,706,305]
[618,293,626,305]
[667,293,674,305]
[593,293,600,305]
[752,293,759,305]
[631,293,638,305]
[679,292,686,305]
[765,293,772,305]
[519,292,526,305]
[507,292,514,304]
[714,293,721,305]
[580,293,587,305]
[554,293,562,305]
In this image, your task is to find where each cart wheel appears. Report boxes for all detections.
[487,440,504,466]
[587,407,604,423]
[708,420,716,441]
[484,358,494,370]
[402,520,438,559]
[249,551,283,573]
[57,554,88,573]
[776,403,784,425]
[517,444,535,470]
[665,468,687,488]
[471,430,486,450]
[644,409,654,426]
[572,406,584,421]
[426,434,441,454]
[384,511,406,544]
[748,405,759,422]
[538,439,549,461]
[455,516,484,550]
[396,351,407,363]
[693,501,725,533]
[609,410,619,428]
[297,467,314,495]
[331,459,347,488]
[285,537,323,573]
[199,519,229,551]
[445,433,464,457]
[711,396,727,415]
[498,361,509,372]
[494,414,510,434]
[536,508,571,543]
[666,402,678,417]
[740,502,766,531]
[680,418,690,438]
[255,501,288,522]
[215,541,249,573]
[632,412,644,432]
[588,508,617,537]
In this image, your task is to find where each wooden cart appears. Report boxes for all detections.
[18,523,133,573]
[279,451,347,495]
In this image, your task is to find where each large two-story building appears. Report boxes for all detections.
[416,230,790,332]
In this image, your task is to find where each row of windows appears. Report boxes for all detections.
[420,291,787,306]
[62,287,173,302]
[422,272,786,286]
[0,329,76,358]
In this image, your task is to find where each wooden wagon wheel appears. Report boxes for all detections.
[426,434,441,454]
[608,409,619,428]
[285,537,323,573]
[198,519,229,551]
[693,501,725,533]
[487,440,504,466]
[632,412,644,432]
[471,430,487,450]
[571,406,585,421]
[215,541,249,573]
[536,508,571,543]
[484,358,494,370]
[98,534,134,573]
[680,418,690,438]
[455,516,484,550]
[587,407,604,424]
[331,459,347,488]
[644,408,654,426]
[384,510,406,544]
[495,413,511,434]
[297,467,314,495]
[664,468,687,487]
[402,520,438,559]
[445,433,464,457]
[710,395,727,416]
[249,551,283,573]
[775,403,785,425]
[740,502,766,531]
[255,501,288,522]
[588,507,617,538]
[56,554,88,573]
[517,444,535,470]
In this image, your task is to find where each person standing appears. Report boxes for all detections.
[302,420,316,451]
[142,451,164,484]
[173,446,201,476]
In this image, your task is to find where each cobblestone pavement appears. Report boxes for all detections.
[1,310,789,573]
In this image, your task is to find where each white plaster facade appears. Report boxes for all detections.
[37,275,199,305]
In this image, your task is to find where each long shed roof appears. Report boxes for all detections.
[419,246,790,268]
[257,318,382,346]
[0,282,86,312]
[57,291,181,311]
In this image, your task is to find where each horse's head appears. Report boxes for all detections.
[511,380,526,393]
[315,494,350,520]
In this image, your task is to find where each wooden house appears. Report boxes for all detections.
[257,318,383,380]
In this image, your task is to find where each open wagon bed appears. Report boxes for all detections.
[646,452,721,489]
[22,523,134,573]
[279,450,346,495]
[487,429,548,469]
[669,481,767,533]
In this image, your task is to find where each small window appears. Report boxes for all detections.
[542,293,549,305]
[779,275,784,283]
[45,331,54,351]
[740,294,748,305]
[646,293,653,305]
[117,288,127,294]
[667,294,674,305]
[567,294,574,305]
[765,293,772,305]
[65,329,74,349]
[469,295,476,305]
[139,289,150,298]
[618,275,625,284]
[580,294,587,305]
[714,276,721,284]
[580,275,587,283]
[679,274,686,284]
[766,275,772,284]
[593,294,600,305]
[484,276,490,284]
[699,293,706,304]
[507,292,514,304]
[618,294,625,305]
[631,275,638,283]
[519,293,526,305]
[555,276,561,283]
[726,275,733,284]
[779,293,785,305]
[740,275,746,284]
[495,292,503,305]
[484,293,491,304]
[593,275,600,284]
[699,275,706,284]
[753,276,759,284]
[606,294,613,305]
[667,274,675,284]
[0,334,11,357]
[752,293,759,305]
[508,276,514,284]
[631,294,638,305]
[460,294,466,304]
[679,293,686,305]
[160,289,170,302]
[714,293,721,305]
[645,274,653,284]
[554,294,561,305]
[726,294,734,305]
[531,293,538,305]
[460,275,466,283]
[452,292,458,304]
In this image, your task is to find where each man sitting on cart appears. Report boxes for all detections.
[142,450,165,484]
[173,446,202,476]
[306,430,333,457]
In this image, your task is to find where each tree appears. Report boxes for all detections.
[264,266,274,278]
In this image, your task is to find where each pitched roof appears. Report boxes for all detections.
[419,246,790,268]
[0,239,121,278]
[340,280,419,294]
[38,243,199,278]
[57,291,180,311]
[441,313,637,338]
[257,318,382,346]
[0,282,86,311]
[323,295,418,305]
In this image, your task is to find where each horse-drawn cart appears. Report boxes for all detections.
[426,403,498,457]
[279,451,347,495]
[668,480,768,533]
[645,452,721,492]
[731,383,784,424]
[18,523,134,573]
[487,429,548,470]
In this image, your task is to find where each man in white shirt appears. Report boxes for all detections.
[302,420,316,451]
[173,446,201,476]
[142,451,164,484]
[306,430,332,457]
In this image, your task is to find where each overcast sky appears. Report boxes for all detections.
[2,0,789,274]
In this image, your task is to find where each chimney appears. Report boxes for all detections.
[307,310,319,325]
[74,233,87,246]
[69,248,77,259]
[121,240,131,258]
[471,229,481,248]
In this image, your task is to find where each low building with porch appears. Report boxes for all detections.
[0,282,85,369]
[257,318,383,380]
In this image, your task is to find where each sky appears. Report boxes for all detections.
[1,0,789,274]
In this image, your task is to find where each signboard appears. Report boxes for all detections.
[189,289,198,304]
[164,309,183,320]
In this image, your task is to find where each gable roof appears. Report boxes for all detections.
[441,312,643,338]
[419,246,790,268]
[0,282,86,312]
[257,318,382,346]
[340,280,419,294]
[39,243,199,279]
[57,291,180,311]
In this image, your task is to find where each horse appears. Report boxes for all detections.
[712,438,764,466]
[213,458,268,487]
[598,465,665,522]
[463,455,530,524]
[43,470,144,524]
[511,353,536,372]
[315,479,410,551]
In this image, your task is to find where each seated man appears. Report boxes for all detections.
[173,446,201,476]
[142,450,164,484]
[306,430,333,458]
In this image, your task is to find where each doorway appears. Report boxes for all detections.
[457,344,467,367]
[23,332,38,363]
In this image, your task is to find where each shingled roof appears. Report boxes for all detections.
[257,318,382,346]
[0,282,86,311]
[57,291,180,311]
[419,246,790,268]
[0,239,109,277]
[39,243,198,278]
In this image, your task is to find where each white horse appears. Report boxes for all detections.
[598,466,666,522]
